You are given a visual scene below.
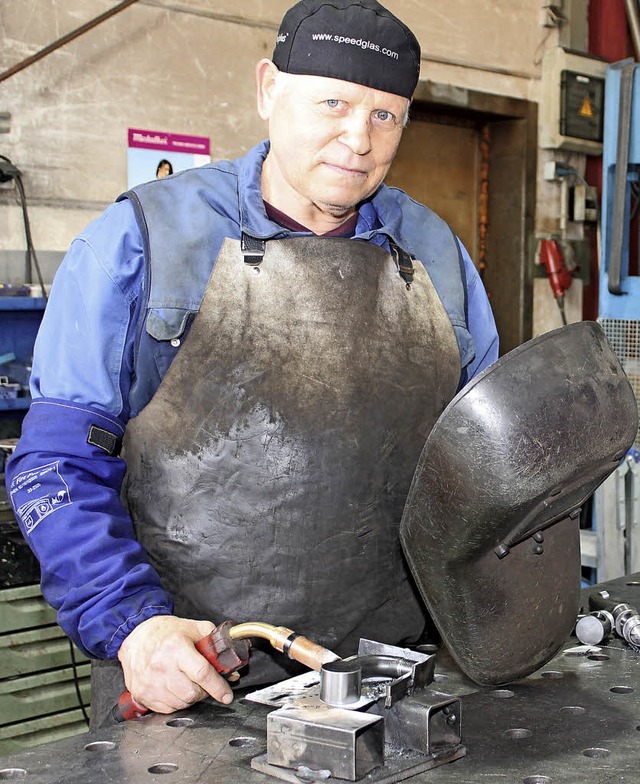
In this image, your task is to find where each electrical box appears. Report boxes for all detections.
[540,47,607,153]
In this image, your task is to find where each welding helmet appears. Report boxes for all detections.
[400,321,638,685]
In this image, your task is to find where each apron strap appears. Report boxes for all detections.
[241,233,266,266]
[390,241,415,290]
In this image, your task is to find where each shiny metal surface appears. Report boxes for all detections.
[265,706,384,781]
[2,575,640,783]
[575,611,614,645]
[319,642,434,708]
[319,661,362,705]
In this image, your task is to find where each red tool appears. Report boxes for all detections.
[539,239,573,325]
[111,620,251,722]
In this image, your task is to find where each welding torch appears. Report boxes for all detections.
[113,620,339,722]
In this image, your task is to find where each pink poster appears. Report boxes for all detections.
[127,128,211,188]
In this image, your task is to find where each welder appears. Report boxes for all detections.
[5,0,498,724]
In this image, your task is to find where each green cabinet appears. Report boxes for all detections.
[0,585,91,756]
[0,297,91,755]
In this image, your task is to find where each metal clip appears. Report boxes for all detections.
[241,233,266,266]
[390,242,415,290]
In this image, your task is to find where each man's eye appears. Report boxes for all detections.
[326,99,341,108]
[375,110,394,123]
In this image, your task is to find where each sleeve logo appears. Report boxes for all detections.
[10,461,72,534]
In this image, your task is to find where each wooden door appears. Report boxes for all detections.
[386,115,482,265]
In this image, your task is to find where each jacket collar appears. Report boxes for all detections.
[238,141,292,240]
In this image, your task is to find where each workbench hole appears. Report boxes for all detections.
[560,705,586,715]
[147,763,178,774]
[582,747,611,758]
[84,741,116,752]
[229,736,258,747]
[540,671,564,679]
[0,771,27,780]
[625,581,640,586]
[166,717,195,727]
[610,686,634,694]
[523,777,551,783]
[505,728,533,739]
[490,689,515,699]
[587,654,609,661]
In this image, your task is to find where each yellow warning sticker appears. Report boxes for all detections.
[579,95,593,118]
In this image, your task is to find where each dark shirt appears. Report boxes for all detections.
[264,202,359,238]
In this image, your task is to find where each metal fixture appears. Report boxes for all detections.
[246,639,464,782]
[575,610,614,645]
[577,590,640,650]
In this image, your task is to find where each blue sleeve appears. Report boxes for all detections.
[5,201,173,659]
[459,244,499,381]
[30,200,143,419]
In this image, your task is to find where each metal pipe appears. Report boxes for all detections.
[321,654,415,680]
[228,622,339,671]
[575,610,614,645]
[320,654,415,705]
[625,0,640,62]
[587,590,640,649]
[0,0,141,84]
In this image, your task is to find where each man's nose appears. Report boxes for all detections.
[339,112,372,155]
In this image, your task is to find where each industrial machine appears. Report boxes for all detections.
[587,60,640,583]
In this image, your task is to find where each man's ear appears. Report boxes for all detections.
[256,58,279,120]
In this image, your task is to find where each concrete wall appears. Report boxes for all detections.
[1,0,587,333]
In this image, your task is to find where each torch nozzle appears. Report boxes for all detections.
[228,622,339,671]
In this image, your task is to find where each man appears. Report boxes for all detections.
[6,0,498,721]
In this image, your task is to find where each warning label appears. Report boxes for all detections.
[579,95,593,118]
[560,70,604,142]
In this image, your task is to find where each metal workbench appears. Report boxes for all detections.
[1,573,639,784]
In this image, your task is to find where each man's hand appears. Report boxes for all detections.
[117,615,234,713]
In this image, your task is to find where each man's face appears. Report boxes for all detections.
[258,64,408,228]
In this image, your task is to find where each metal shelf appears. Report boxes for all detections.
[0,297,47,311]
[1,297,44,418]
[0,397,30,411]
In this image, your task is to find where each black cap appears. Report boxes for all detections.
[272,0,421,100]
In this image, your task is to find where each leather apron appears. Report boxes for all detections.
[121,236,460,686]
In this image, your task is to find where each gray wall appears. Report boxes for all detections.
[1,0,588,334]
